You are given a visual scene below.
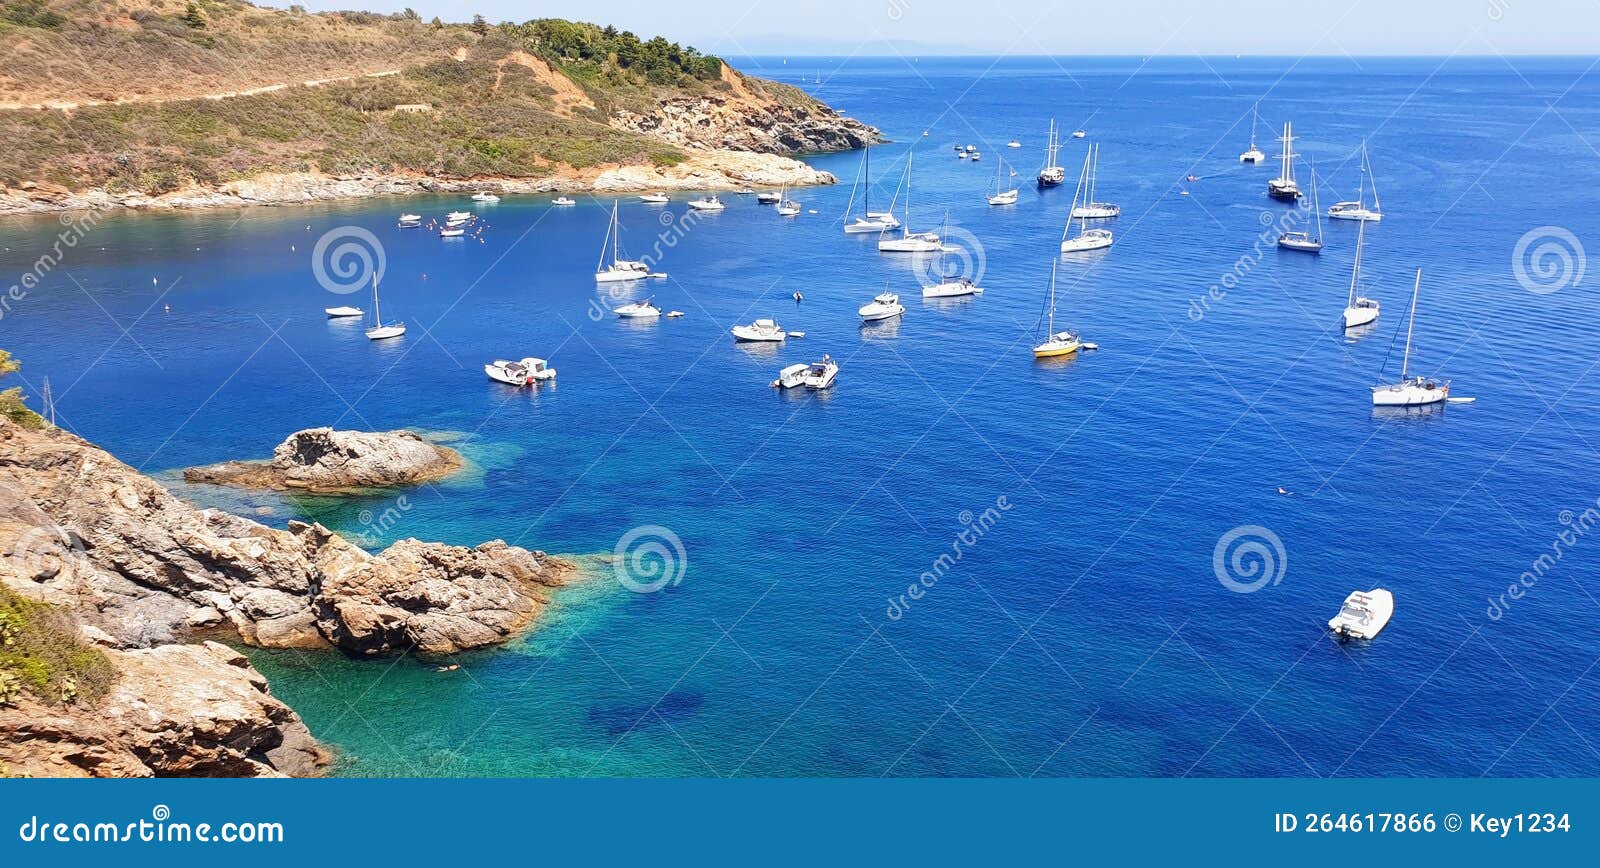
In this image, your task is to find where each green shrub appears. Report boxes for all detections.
[0,587,116,707]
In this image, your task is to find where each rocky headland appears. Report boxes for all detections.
[183,427,462,492]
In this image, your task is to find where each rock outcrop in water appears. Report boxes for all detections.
[183,428,461,492]
[0,418,581,776]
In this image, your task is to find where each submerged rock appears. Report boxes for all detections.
[183,427,462,492]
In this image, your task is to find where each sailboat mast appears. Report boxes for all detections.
[1401,269,1421,380]
[1311,158,1322,238]
[1047,261,1058,334]
[1348,220,1365,306]
[1250,103,1259,148]
[371,273,382,327]
[1366,143,1380,212]
[863,147,871,215]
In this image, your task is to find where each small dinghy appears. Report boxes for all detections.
[771,363,809,389]
[1328,588,1394,640]
[484,357,556,386]
[325,306,363,318]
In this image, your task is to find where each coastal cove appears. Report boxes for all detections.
[3,55,1600,777]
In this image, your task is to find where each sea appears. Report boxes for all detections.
[3,56,1599,776]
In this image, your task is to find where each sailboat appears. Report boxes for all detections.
[1033,262,1085,358]
[1060,149,1113,253]
[776,182,801,216]
[1037,120,1066,188]
[878,150,942,253]
[1268,122,1301,201]
[1328,141,1384,222]
[922,214,984,298]
[1069,144,1119,218]
[1278,158,1324,252]
[1341,219,1381,328]
[986,157,1019,205]
[1371,269,1448,406]
[1239,103,1266,163]
[364,274,405,341]
[595,202,653,283]
[842,147,902,234]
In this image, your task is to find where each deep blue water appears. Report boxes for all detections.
[4,56,1599,776]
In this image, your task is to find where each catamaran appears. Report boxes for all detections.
[1268,122,1301,202]
[842,147,902,234]
[878,150,942,253]
[364,274,405,341]
[1060,149,1113,253]
[1328,141,1384,222]
[1239,103,1266,163]
[1371,269,1448,406]
[986,156,1019,205]
[1278,159,1324,252]
[1037,120,1066,188]
[1069,144,1119,219]
[1341,219,1380,328]
[595,201,653,283]
[1032,261,1085,358]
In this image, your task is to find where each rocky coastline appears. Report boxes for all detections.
[183,428,463,493]
[0,419,582,777]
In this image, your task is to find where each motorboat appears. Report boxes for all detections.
[440,226,466,237]
[756,190,782,204]
[841,147,903,234]
[484,357,555,386]
[638,193,670,204]
[970,151,981,161]
[325,306,363,318]
[1239,103,1266,163]
[1343,222,1381,328]
[1371,270,1448,406]
[1327,141,1384,222]
[1268,122,1301,201]
[471,191,501,203]
[552,196,576,206]
[1328,589,1394,640]
[1007,140,1021,148]
[1068,144,1118,218]
[615,297,662,318]
[397,214,422,227]
[363,274,405,341]
[446,211,473,221]
[1037,119,1066,188]
[1072,129,1087,139]
[731,318,786,342]
[771,363,809,389]
[803,359,839,390]
[738,187,755,195]
[688,195,726,211]
[858,291,905,322]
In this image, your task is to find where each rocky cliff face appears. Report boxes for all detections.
[0,418,582,776]
[610,70,882,154]
[183,428,463,492]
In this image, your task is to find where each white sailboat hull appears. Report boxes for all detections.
[1342,303,1380,328]
[878,233,942,253]
[1061,230,1113,253]
[921,280,981,298]
[366,325,406,341]
[986,190,1019,205]
[845,215,901,234]
[1328,205,1383,222]
[1371,379,1448,407]
[1070,204,1120,219]
[1239,149,1265,163]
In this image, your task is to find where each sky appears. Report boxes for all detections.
[274,0,1600,56]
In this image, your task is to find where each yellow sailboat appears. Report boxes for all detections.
[1032,261,1084,358]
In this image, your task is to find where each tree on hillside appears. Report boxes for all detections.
[0,351,43,429]
[183,2,206,29]
[471,14,489,36]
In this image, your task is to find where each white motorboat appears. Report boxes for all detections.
[965,145,976,153]
[731,318,786,342]
[1328,589,1394,640]
[771,363,809,389]
[363,274,405,341]
[957,151,968,160]
[595,201,652,283]
[615,297,662,318]
[756,190,782,204]
[397,214,422,227]
[440,226,466,237]
[1007,140,1021,148]
[1061,149,1115,253]
[738,187,755,195]
[446,211,473,221]
[1278,159,1324,252]
[484,357,556,386]
[986,156,1019,205]
[878,150,942,252]
[1036,119,1066,188]
[1239,102,1266,163]
[858,291,905,322]
[1342,220,1381,328]
[970,151,981,161]
[1072,129,1087,139]
[842,147,903,234]
[1327,141,1384,222]
[803,359,839,390]
[638,193,670,204]
[1068,144,1119,218]
[1033,262,1084,358]
[471,191,501,203]
[552,196,576,206]
[1371,270,1448,406]
[688,195,725,211]
[1268,122,1301,201]
[325,306,363,318]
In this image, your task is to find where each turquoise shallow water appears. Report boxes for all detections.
[4,56,1600,776]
